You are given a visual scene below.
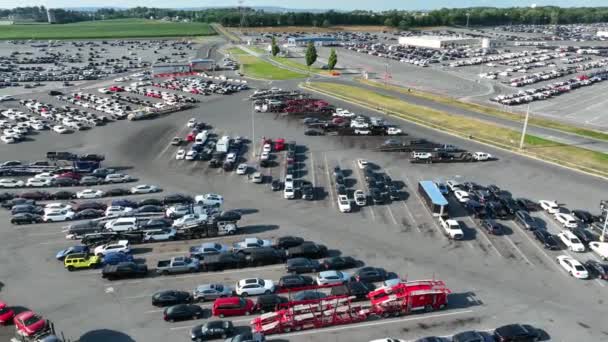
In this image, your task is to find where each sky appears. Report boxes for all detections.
[0,0,605,11]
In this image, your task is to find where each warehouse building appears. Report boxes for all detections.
[286,36,337,47]
[398,36,479,49]
[597,31,608,38]
[190,58,216,71]
[151,63,191,75]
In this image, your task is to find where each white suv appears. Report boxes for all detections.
[558,230,585,252]
[235,278,275,296]
[94,240,130,256]
[43,209,75,222]
[105,217,138,232]
[338,195,351,213]
[554,213,578,228]
[194,193,224,207]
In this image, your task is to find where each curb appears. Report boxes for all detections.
[300,83,608,181]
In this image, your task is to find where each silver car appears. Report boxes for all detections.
[193,283,233,301]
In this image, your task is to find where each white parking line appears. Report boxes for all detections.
[385,206,399,226]
[323,153,336,208]
[351,160,376,220]
[504,235,535,267]
[309,151,316,187]
[271,309,475,338]
[465,217,503,258]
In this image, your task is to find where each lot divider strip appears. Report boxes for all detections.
[357,78,608,143]
[301,82,608,179]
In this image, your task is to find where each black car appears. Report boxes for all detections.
[75,202,107,212]
[286,257,320,274]
[140,218,172,230]
[138,198,164,207]
[486,184,501,195]
[533,230,560,250]
[225,332,266,342]
[570,228,596,245]
[18,191,51,201]
[278,274,314,289]
[105,188,131,197]
[270,180,282,191]
[191,321,235,341]
[52,177,77,187]
[387,186,400,201]
[370,188,384,204]
[514,210,539,231]
[163,193,194,205]
[11,204,43,215]
[330,281,375,300]
[516,198,540,212]
[480,219,502,235]
[276,236,304,249]
[584,260,608,280]
[319,256,358,270]
[73,209,104,220]
[304,129,324,136]
[286,242,328,259]
[79,176,103,186]
[293,291,326,301]
[497,196,520,216]
[48,191,75,201]
[301,183,314,200]
[245,248,286,266]
[571,210,594,224]
[487,201,510,219]
[201,253,247,272]
[163,304,205,322]
[3,198,35,209]
[493,324,540,342]
[101,262,148,280]
[336,185,347,196]
[335,174,345,185]
[414,337,443,342]
[0,192,14,202]
[135,205,164,214]
[255,294,288,313]
[332,166,343,177]
[354,267,387,283]
[452,330,485,342]
[152,290,193,307]
[464,200,488,219]
[11,213,43,225]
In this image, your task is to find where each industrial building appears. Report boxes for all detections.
[151,63,191,75]
[190,58,216,71]
[286,36,337,47]
[597,31,608,38]
[398,36,479,49]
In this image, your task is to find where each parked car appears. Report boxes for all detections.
[190,321,235,341]
[254,294,288,313]
[556,255,588,279]
[235,278,275,296]
[514,210,539,230]
[193,283,233,302]
[584,260,608,280]
[319,256,357,270]
[354,267,388,283]
[293,291,326,301]
[286,242,328,259]
[480,219,503,235]
[163,304,205,322]
[152,290,193,307]
[100,251,134,266]
[56,245,89,260]
[212,297,254,318]
[315,270,350,285]
[11,213,43,225]
[275,236,304,249]
[330,281,375,301]
[131,184,161,194]
[0,301,15,325]
[13,311,47,337]
[286,257,320,274]
[102,261,148,280]
[493,324,540,342]
[533,230,560,250]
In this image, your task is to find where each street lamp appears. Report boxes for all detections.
[466,13,470,29]
[519,103,531,149]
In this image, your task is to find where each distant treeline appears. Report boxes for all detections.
[3,6,608,28]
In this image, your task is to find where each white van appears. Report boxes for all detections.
[105,217,138,232]
[472,152,492,161]
[195,131,208,144]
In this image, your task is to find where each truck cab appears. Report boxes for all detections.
[439,217,464,240]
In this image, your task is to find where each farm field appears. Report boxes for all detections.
[0,19,216,39]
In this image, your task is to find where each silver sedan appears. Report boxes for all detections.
[193,283,233,301]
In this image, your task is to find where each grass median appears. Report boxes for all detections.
[0,19,216,40]
[357,78,608,142]
[270,56,330,75]
[303,82,608,178]
[225,47,306,80]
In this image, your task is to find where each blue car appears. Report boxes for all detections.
[101,252,135,266]
[111,199,138,208]
[56,245,89,260]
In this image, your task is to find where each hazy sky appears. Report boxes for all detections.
[0,0,604,10]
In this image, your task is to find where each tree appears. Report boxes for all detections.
[312,19,318,27]
[271,36,280,56]
[322,19,330,27]
[327,48,337,70]
[384,18,394,27]
[305,41,318,70]
[398,20,409,31]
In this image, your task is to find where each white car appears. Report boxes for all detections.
[130,184,160,194]
[386,127,403,135]
[236,163,248,175]
[262,143,272,153]
[105,173,132,183]
[235,278,275,296]
[35,172,54,180]
[185,150,198,161]
[283,185,295,199]
[284,174,294,188]
[260,151,270,161]
[175,149,186,160]
[354,190,366,206]
[76,189,104,199]
[0,179,24,188]
[43,209,75,222]
[105,206,133,217]
[0,95,14,101]
[315,270,350,285]
[554,213,578,228]
[187,118,197,127]
[338,195,351,213]
[194,193,224,207]
[250,172,263,184]
[356,159,369,169]
[589,242,608,260]
[557,230,585,252]
[143,228,177,242]
[0,135,15,144]
[94,240,130,256]
[454,190,470,203]
[173,214,207,228]
[446,180,461,192]
[98,88,110,94]
[539,200,560,214]
[26,177,51,187]
[52,125,70,134]
[44,203,72,214]
[556,255,588,279]
[165,204,191,218]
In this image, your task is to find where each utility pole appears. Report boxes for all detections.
[384,63,389,88]
[519,103,531,149]
[466,13,470,29]
[601,210,608,242]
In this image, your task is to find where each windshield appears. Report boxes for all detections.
[0,307,9,314]
[574,265,585,271]
[258,279,265,286]
[23,315,43,326]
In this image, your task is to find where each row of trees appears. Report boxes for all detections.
[3,6,608,27]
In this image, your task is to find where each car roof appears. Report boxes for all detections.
[319,270,340,277]
[214,296,242,305]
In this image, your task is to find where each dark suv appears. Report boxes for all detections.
[514,211,539,231]
[245,248,286,266]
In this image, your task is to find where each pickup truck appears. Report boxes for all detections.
[439,217,464,240]
[589,242,608,260]
[101,262,148,280]
[232,238,272,254]
[156,256,200,275]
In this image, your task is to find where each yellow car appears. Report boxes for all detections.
[64,253,101,271]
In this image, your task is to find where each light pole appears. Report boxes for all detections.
[251,101,256,159]
[601,210,608,242]
[519,103,531,149]
[466,13,470,29]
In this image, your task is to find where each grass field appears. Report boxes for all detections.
[226,47,306,80]
[234,25,395,34]
[358,78,608,142]
[304,82,608,178]
[0,19,216,40]
[270,56,330,75]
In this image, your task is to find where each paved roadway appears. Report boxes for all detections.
[0,38,607,342]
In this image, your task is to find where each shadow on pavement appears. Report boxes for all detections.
[79,329,136,342]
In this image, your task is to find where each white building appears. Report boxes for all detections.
[597,31,608,38]
[398,36,480,49]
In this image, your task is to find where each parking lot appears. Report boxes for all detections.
[0,35,607,342]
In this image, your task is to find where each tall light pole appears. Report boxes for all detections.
[466,13,470,29]
[250,101,256,159]
[519,103,531,149]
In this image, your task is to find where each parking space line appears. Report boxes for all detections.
[385,206,399,226]
[323,153,336,208]
[402,174,445,238]
[271,309,475,338]
[309,151,316,187]
[465,217,503,258]
[351,160,376,220]
[504,236,535,267]
[510,219,565,274]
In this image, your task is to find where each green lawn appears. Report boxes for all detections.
[0,19,216,39]
[225,47,305,80]
[270,56,330,75]
[304,82,608,178]
[357,78,608,142]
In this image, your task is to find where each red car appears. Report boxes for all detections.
[186,133,195,142]
[0,301,14,325]
[273,139,285,152]
[108,86,124,92]
[56,172,82,180]
[212,297,254,318]
[14,311,47,336]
